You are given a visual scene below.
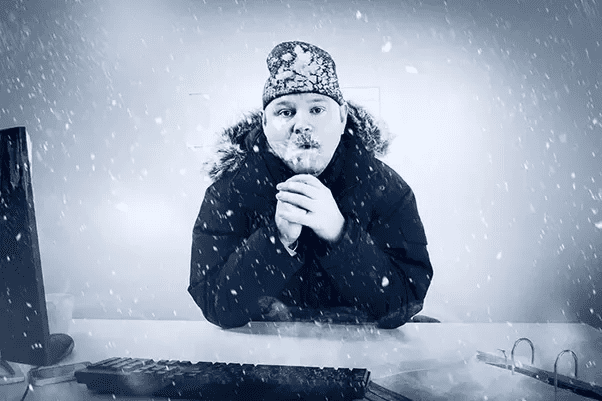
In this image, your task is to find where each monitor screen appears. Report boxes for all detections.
[0,126,72,368]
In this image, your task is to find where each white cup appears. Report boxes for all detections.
[46,293,75,334]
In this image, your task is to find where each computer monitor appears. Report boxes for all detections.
[0,126,74,383]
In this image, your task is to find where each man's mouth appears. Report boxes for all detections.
[283,141,319,163]
[279,140,323,174]
[294,137,320,150]
[292,131,320,149]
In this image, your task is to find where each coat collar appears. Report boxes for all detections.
[208,102,390,183]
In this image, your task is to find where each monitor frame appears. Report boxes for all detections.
[0,126,73,377]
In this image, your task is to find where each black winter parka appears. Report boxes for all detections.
[188,104,433,329]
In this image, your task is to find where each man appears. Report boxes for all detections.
[188,41,433,329]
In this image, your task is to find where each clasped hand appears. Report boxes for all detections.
[275,174,345,246]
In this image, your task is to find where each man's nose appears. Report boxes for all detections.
[292,111,313,135]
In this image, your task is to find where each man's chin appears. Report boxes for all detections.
[287,161,324,176]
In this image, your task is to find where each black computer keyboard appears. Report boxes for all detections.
[74,357,371,400]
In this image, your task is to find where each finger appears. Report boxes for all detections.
[277,208,308,225]
[276,191,313,211]
[276,200,308,225]
[276,181,320,199]
[277,199,308,215]
[285,174,324,188]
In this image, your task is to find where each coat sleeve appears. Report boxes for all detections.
[316,181,433,329]
[188,183,304,329]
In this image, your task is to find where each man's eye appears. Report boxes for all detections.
[278,109,293,117]
[310,107,325,114]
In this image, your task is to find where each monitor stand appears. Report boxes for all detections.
[0,333,74,385]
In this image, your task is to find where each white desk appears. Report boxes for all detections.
[2,319,601,400]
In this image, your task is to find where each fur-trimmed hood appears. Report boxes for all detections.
[207,102,392,181]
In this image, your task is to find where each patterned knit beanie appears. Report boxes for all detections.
[262,41,345,109]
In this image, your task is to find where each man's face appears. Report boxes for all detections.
[262,93,348,176]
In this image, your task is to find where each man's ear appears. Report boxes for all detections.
[262,110,267,128]
[339,102,349,125]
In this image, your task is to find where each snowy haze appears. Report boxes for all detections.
[1,0,600,327]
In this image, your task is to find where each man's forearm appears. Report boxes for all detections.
[317,219,432,322]
[190,224,305,328]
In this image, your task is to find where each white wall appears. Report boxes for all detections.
[1,0,600,326]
